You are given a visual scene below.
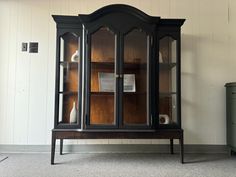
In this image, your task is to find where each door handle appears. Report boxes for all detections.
[115,74,123,78]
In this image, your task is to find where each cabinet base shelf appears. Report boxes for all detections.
[51,129,184,164]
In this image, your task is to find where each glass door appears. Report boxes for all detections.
[122,28,150,128]
[158,35,179,127]
[57,31,81,128]
[87,26,118,128]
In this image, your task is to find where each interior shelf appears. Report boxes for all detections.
[59,91,78,95]
[159,92,176,97]
[91,61,146,70]
[159,63,176,70]
[91,91,146,95]
[60,61,79,68]
[91,91,114,95]
[59,121,77,124]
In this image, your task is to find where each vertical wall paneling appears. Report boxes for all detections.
[68,0,83,15]
[27,0,50,144]
[4,1,19,144]
[159,0,170,18]
[45,0,59,144]
[0,2,10,144]
[13,0,32,144]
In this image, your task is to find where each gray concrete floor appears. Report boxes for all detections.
[0,153,236,177]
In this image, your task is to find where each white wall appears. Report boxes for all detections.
[0,0,236,145]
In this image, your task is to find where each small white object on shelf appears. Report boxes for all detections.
[159,52,163,63]
[159,114,170,124]
[69,101,77,123]
[71,50,79,62]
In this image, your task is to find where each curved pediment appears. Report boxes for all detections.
[79,4,159,24]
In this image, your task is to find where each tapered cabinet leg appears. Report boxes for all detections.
[60,139,63,155]
[179,134,184,164]
[170,139,174,154]
[51,133,56,165]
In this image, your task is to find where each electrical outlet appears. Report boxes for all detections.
[22,43,27,51]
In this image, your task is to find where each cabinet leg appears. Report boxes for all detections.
[60,139,63,155]
[51,133,56,165]
[170,139,174,154]
[179,135,184,164]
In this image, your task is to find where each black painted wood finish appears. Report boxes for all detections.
[51,4,185,164]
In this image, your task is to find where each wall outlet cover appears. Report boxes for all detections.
[22,43,27,52]
[29,42,38,53]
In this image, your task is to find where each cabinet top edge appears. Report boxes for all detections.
[52,15,80,24]
[225,82,236,87]
[78,4,160,23]
[159,19,185,26]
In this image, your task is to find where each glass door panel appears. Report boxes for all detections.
[159,66,176,93]
[59,93,78,124]
[159,36,177,64]
[123,29,149,126]
[159,94,177,125]
[159,36,178,126]
[60,32,80,62]
[90,27,116,125]
[58,32,80,124]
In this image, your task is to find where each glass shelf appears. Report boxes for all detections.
[91,91,114,95]
[59,91,78,95]
[60,61,79,68]
[158,122,178,127]
[58,121,78,124]
[159,63,176,70]
[90,91,146,95]
[159,92,176,97]
[91,61,146,70]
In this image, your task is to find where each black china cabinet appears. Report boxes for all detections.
[51,4,185,164]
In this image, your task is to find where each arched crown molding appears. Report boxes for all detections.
[79,4,160,24]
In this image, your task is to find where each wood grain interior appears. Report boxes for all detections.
[159,97,175,123]
[159,70,170,92]
[63,33,79,62]
[60,33,80,123]
[90,67,115,125]
[89,28,149,126]
[62,94,78,123]
[123,68,147,125]
[91,27,115,62]
[159,33,177,122]
[123,94,147,124]
[123,29,148,125]
[91,67,114,92]
[90,27,115,125]
[124,29,147,63]
[63,66,78,92]
[90,95,115,125]
[159,36,176,63]
[123,63,147,90]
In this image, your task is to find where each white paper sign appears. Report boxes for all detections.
[98,73,136,92]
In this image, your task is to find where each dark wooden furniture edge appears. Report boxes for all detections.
[79,4,160,23]
[51,129,184,164]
